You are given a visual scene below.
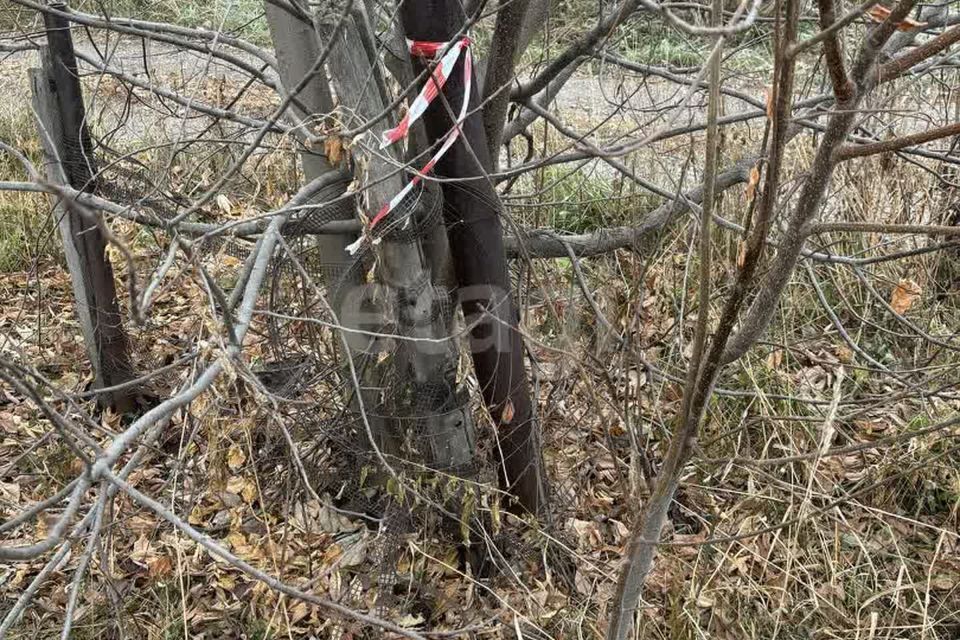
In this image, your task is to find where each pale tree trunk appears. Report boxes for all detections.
[264,2,359,340]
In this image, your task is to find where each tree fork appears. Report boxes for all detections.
[399,0,549,515]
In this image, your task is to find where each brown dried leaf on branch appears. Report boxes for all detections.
[325,135,345,166]
[501,399,515,424]
[865,5,926,31]
[745,164,761,201]
[890,279,921,314]
[762,86,774,119]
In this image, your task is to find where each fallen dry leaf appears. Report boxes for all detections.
[766,348,783,369]
[147,554,173,579]
[696,592,716,608]
[130,533,156,566]
[0,481,21,505]
[226,444,246,470]
[215,194,232,214]
[188,504,208,526]
[835,345,853,364]
[288,601,309,624]
[225,531,259,560]
[217,573,237,590]
[890,279,921,314]
[397,613,425,628]
[225,475,257,504]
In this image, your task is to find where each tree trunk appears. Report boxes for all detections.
[399,0,549,515]
[480,0,531,168]
[317,1,475,472]
[34,6,138,413]
[264,1,356,324]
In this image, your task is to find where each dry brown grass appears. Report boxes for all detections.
[1,17,960,640]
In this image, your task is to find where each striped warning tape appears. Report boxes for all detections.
[346,36,472,254]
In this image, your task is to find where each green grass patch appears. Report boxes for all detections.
[512,166,660,234]
[619,26,705,68]
[0,196,56,272]
[0,109,58,271]
[61,0,271,44]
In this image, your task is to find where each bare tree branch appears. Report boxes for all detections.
[834,122,960,161]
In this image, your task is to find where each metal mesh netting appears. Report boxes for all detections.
[264,176,579,592]
[372,177,444,244]
[281,174,356,236]
[51,38,577,625]
[264,177,475,477]
[257,174,588,620]
[259,179,490,617]
[97,160,573,616]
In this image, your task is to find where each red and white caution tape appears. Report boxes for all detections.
[347,36,472,254]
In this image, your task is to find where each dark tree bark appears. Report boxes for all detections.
[317,2,475,471]
[399,0,549,515]
[480,0,531,167]
[40,5,138,413]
